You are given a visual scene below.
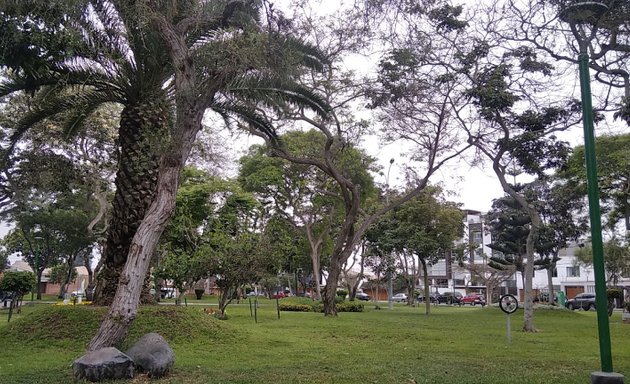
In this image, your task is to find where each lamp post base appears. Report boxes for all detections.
[591,371,624,384]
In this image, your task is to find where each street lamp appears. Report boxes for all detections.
[559,2,623,381]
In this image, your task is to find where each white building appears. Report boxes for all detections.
[425,209,605,301]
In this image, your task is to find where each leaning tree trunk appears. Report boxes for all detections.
[87,162,178,350]
[87,118,199,349]
[92,101,167,306]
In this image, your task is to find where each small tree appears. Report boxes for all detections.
[0,271,35,321]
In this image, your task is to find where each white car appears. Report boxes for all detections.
[392,293,408,302]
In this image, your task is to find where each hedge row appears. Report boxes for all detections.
[278,299,364,313]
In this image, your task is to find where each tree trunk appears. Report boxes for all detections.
[547,262,555,305]
[421,259,431,315]
[92,102,166,306]
[36,269,43,300]
[522,221,539,332]
[310,248,322,300]
[323,259,342,316]
[87,95,203,349]
[87,164,180,351]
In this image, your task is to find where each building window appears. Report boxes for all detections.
[566,266,580,277]
[552,268,558,278]
[472,231,483,245]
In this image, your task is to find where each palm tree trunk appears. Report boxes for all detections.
[93,101,167,305]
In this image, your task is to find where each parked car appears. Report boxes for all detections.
[271,292,286,299]
[417,292,441,303]
[392,293,408,302]
[565,293,596,311]
[438,291,463,305]
[461,293,486,306]
[356,292,371,301]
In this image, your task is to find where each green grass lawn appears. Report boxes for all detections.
[1,302,629,383]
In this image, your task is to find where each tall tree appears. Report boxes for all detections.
[87,0,330,349]
[240,2,472,316]
[0,0,172,305]
[239,131,367,300]
[384,1,579,332]
[369,187,464,314]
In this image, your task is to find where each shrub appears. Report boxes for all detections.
[278,303,311,312]
[194,288,204,300]
[336,301,364,312]
[336,289,348,300]
[607,288,623,301]
[0,271,35,296]
[311,301,364,313]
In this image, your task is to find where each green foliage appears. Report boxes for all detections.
[486,195,529,272]
[575,239,630,286]
[613,96,630,125]
[334,301,364,312]
[0,248,8,273]
[0,305,239,349]
[278,302,312,312]
[428,4,468,32]
[312,300,364,313]
[0,271,35,295]
[607,288,623,301]
[47,264,76,285]
[466,64,518,119]
[3,304,630,383]
[559,133,630,231]
[336,289,348,299]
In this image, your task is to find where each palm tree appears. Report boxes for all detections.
[1,0,172,305]
[3,0,330,348]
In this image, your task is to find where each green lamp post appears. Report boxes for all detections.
[559,2,624,382]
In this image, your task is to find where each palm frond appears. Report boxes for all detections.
[7,87,119,150]
[226,73,331,118]
[211,100,278,144]
[271,34,329,72]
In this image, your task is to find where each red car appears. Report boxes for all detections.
[461,294,486,306]
[271,292,286,299]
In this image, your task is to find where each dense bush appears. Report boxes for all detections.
[278,303,312,312]
[311,301,364,313]
[336,289,348,300]
[278,297,363,313]
[607,288,623,301]
[336,301,364,312]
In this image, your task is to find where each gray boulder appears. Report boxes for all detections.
[126,332,175,378]
[72,347,135,382]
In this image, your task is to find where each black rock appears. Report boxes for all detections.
[72,347,134,382]
[126,332,174,378]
